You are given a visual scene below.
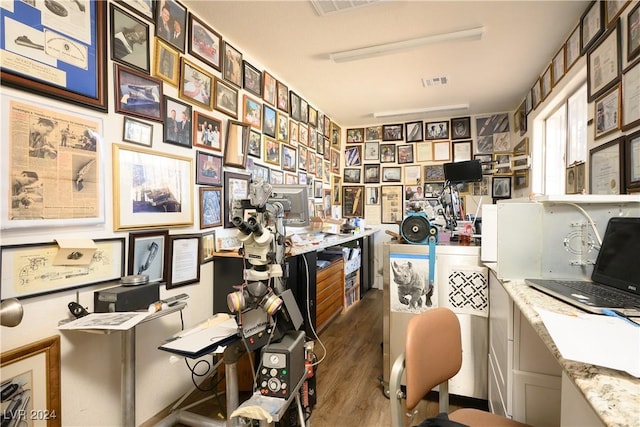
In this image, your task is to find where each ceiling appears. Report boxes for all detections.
[184,1,589,128]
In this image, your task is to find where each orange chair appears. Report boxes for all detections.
[389,307,530,427]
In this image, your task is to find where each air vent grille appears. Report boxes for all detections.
[310,0,381,16]
[422,76,448,87]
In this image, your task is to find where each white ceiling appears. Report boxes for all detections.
[184,0,589,128]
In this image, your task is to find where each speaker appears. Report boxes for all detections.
[401,212,437,245]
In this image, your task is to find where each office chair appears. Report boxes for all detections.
[389,307,530,427]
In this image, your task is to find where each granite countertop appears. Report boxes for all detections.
[501,279,640,427]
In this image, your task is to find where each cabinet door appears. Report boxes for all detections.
[512,370,561,426]
[488,270,513,415]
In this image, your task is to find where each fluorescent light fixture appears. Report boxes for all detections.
[373,104,469,119]
[329,26,484,63]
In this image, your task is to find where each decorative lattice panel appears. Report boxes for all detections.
[447,267,488,317]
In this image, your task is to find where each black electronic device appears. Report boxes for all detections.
[94,282,160,313]
[258,330,306,398]
[400,212,438,245]
[443,159,483,183]
[68,301,89,318]
[268,184,310,227]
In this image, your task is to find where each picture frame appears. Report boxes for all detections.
[299,98,308,124]
[330,122,342,146]
[531,78,542,109]
[380,143,396,163]
[0,336,61,426]
[123,116,153,147]
[281,144,297,172]
[298,145,308,171]
[397,144,414,164]
[594,83,621,140]
[0,0,108,111]
[200,230,215,264]
[214,77,239,118]
[163,95,192,148]
[342,186,365,218]
[313,179,323,198]
[347,128,365,143]
[366,126,382,141]
[115,64,163,122]
[224,171,250,228]
[330,149,340,174]
[589,136,625,194]
[285,173,298,185]
[515,100,527,136]
[308,106,318,128]
[403,165,421,185]
[381,185,403,224]
[179,58,213,109]
[513,171,529,190]
[263,104,277,138]
[452,140,473,162]
[474,154,494,174]
[331,175,342,205]
[242,95,262,131]
[324,116,332,138]
[622,58,640,131]
[628,2,640,61]
[270,168,284,184]
[279,82,291,114]
[541,64,552,101]
[606,0,630,28]
[492,176,512,199]
[382,166,402,183]
[344,168,361,184]
[263,71,277,106]
[112,143,193,230]
[405,121,424,142]
[251,162,270,183]
[195,151,222,186]
[153,38,180,86]
[566,165,578,194]
[188,13,222,71]
[243,60,262,97]
[110,3,150,73]
[166,234,201,289]
[345,145,363,166]
[154,0,187,52]
[364,141,380,161]
[581,0,605,54]
[587,20,621,102]
[224,120,250,168]
[425,121,449,140]
[493,153,512,175]
[576,162,586,193]
[450,117,471,140]
[1,238,124,299]
[566,23,581,73]
[115,0,153,21]
[128,229,168,281]
[364,165,380,183]
[193,111,223,152]
[200,187,223,229]
[222,41,243,88]
[415,141,433,162]
[277,112,290,142]
[552,45,566,87]
[432,140,451,162]
[248,130,262,158]
[382,124,404,141]
[424,164,445,182]
[512,137,530,169]
[625,129,640,190]
[366,187,380,205]
[264,137,281,166]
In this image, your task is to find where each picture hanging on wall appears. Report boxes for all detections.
[425,121,449,140]
[581,0,604,54]
[188,13,222,71]
[590,136,624,194]
[153,38,180,86]
[342,186,365,218]
[179,58,213,110]
[166,234,201,289]
[628,2,640,61]
[222,41,243,88]
[155,0,187,53]
[128,229,168,282]
[450,117,471,140]
[382,124,403,141]
[214,77,238,118]
[263,71,277,106]
[115,64,163,122]
[110,4,150,73]
[243,60,262,97]
[587,20,621,102]
[405,121,423,142]
[193,111,223,152]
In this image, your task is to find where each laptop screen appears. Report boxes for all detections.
[591,217,640,296]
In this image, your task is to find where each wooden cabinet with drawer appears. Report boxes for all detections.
[315,257,344,333]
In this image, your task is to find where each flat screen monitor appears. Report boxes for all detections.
[443,159,483,183]
[269,184,310,227]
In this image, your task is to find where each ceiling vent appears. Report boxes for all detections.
[310,0,382,16]
[422,76,448,87]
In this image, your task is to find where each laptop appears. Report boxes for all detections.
[525,217,640,316]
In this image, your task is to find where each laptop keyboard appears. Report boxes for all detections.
[559,280,639,307]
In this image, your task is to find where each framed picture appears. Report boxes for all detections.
[193,111,222,152]
[163,95,192,148]
[153,38,179,86]
[200,187,223,229]
[223,120,250,168]
[278,82,291,114]
[112,143,193,230]
[281,144,297,172]
[263,104,277,138]
[397,144,414,164]
[405,121,423,142]
[299,98,309,124]
[364,142,380,161]
[263,71,277,106]
[622,58,640,131]
[566,24,581,73]
[625,129,640,190]
[493,153,512,175]
[110,4,150,73]
[116,0,153,21]
[214,77,239,118]
[155,0,186,52]
[342,186,365,218]
[277,113,289,142]
[474,154,494,174]
[331,176,342,205]
[403,165,421,185]
[366,126,382,141]
[248,130,262,158]
[179,58,213,109]
[450,117,471,140]
[188,13,222,71]
[531,78,542,109]
[606,0,630,27]
[330,149,340,174]
[581,0,605,54]
[251,162,270,183]
[0,1,108,111]
[285,172,298,185]
[382,166,402,182]
[298,145,308,171]
[492,176,512,199]
[128,229,168,281]
[587,20,621,102]
[594,83,621,139]
[512,137,530,169]
[0,336,61,425]
[195,151,222,186]
[452,140,473,162]
[264,137,281,166]
[424,165,445,182]
[224,171,250,228]
[381,185,403,224]
[242,95,262,131]
[166,234,201,289]
[347,128,365,143]
[425,121,449,140]
[382,124,404,141]
[345,145,362,166]
[200,230,215,263]
[330,122,342,146]
[243,61,262,97]
[380,143,396,163]
[123,116,153,147]
[364,165,380,183]
[432,140,451,162]
[290,120,299,143]
[541,65,552,101]
[366,187,380,205]
[308,106,318,128]
[115,64,163,122]
[223,42,243,88]
[513,171,529,190]
[566,165,578,194]
[589,136,625,194]
[515,101,527,136]
[629,2,640,61]
[1,238,124,299]
[344,168,361,184]
[415,141,433,162]
[552,45,566,87]
[313,179,323,198]
[270,168,284,184]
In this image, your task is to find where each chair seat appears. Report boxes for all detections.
[449,408,531,427]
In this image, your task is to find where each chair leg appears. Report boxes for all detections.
[439,381,449,414]
[389,353,406,427]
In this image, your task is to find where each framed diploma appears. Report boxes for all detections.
[593,84,621,140]
[625,130,640,191]
[581,0,605,54]
[0,0,107,111]
[622,59,640,131]
[587,21,621,102]
[589,137,625,194]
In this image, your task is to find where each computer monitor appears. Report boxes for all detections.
[268,184,310,227]
[443,159,483,183]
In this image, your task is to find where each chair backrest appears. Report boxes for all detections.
[405,307,463,410]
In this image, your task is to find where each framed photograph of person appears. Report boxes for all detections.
[123,116,153,147]
[425,121,449,140]
[324,116,332,138]
[264,137,280,166]
[223,42,243,88]
[397,144,414,164]
[364,141,380,161]
[581,0,604,54]
[344,168,361,184]
[625,130,640,190]
[243,60,262,97]
[242,95,262,131]
[330,122,342,146]
[300,98,309,124]
[566,165,578,194]
[552,45,566,87]
[492,176,512,200]
[252,163,270,183]
[629,2,640,61]
[450,116,471,140]
[214,77,239,118]
[289,119,299,143]
[193,111,222,152]
[199,187,222,229]
[330,149,340,174]
[153,38,180,86]
[188,13,222,72]
[163,95,192,148]
[247,130,262,159]
[309,129,317,150]
[590,136,625,194]
[622,59,640,131]
[277,112,289,143]
[382,124,404,141]
[587,19,621,102]
[179,58,213,109]
[115,64,163,122]
[195,151,222,186]
[154,0,187,52]
[116,0,153,21]
[364,126,381,141]
[342,186,365,218]
[166,234,201,289]
[347,128,365,143]
[128,229,168,281]
[110,4,150,73]
[405,121,423,142]
[382,166,402,183]
[285,173,298,184]
[200,230,215,263]
[298,145,308,171]
[262,104,277,138]
[263,71,277,106]
[281,144,297,172]
[270,168,284,184]
[308,106,318,128]
[565,23,581,73]
[289,90,301,119]
[223,120,250,168]
[380,143,396,163]
[323,138,331,161]
[224,171,250,228]
[594,83,621,140]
